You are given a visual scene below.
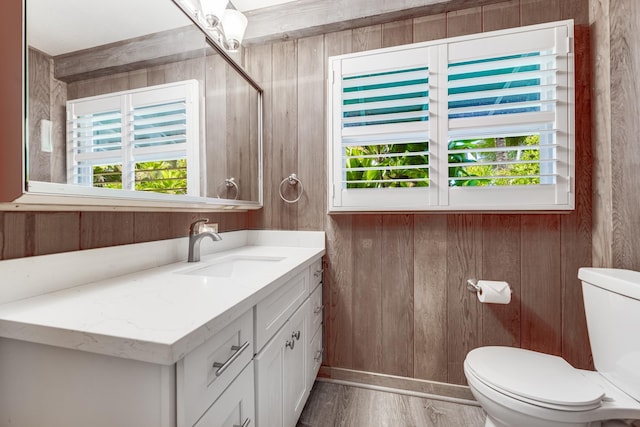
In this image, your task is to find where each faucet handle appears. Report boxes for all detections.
[189,218,209,235]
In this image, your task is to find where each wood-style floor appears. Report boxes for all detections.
[297,381,486,427]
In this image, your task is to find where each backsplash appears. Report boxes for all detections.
[0,211,248,260]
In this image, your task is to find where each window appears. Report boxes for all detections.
[67,80,200,196]
[327,21,574,211]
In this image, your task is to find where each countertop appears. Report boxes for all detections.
[0,231,325,365]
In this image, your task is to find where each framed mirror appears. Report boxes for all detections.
[13,0,262,210]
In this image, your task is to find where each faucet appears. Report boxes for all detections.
[188,219,222,262]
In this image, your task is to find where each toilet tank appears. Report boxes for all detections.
[578,268,640,402]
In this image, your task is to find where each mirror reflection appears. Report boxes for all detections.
[26,0,261,204]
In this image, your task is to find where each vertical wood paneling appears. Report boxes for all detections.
[80,212,135,250]
[481,215,521,348]
[206,53,229,199]
[609,0,640,271]
[520,215,562,355]
[590,0,613,268]
[50,74,67,184]
[382,19,413,47]
[28,49,51,183]
[561,26,593,370]
[446,214,482,384]
[413,215,448,382]
[520,0,561,25]
[352,214,383,373]
[351,26,381,53]
[271,41,299,230]
[296,35,326,231]
[413,14,447,43]
[482,1,520,32]
[1,213,33,260]
[34,213,81,256]
[326,215,354,368]
[446,7,483,37]
[381,215,414,376]
[561,0,589,25]
[245,43,273,229]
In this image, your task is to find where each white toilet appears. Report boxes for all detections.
[464,268,640,427]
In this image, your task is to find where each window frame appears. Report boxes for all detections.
[327,20,575,212]
[66,80,200,197]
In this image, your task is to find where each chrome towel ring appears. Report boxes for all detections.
[279,173,304,204]
[216,177,239,200]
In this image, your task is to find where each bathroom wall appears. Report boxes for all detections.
[0,211,249,260]
[246,0,593,385]
[590,0,640,271]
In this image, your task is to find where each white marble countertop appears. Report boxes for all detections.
[0,231,325,365]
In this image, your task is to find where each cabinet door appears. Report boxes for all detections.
[255,301,309,427]
[194,362,254,427]
[254,322,286,427]
[283,300,308,427]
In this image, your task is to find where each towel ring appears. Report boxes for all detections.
[279,174,304,204]
[216,177,239,200]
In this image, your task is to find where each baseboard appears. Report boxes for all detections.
[317,366,479,406]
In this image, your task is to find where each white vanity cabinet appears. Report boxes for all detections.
[254,258,323,427]
[0,235,325,427]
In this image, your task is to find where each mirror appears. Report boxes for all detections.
[24,0,262,208]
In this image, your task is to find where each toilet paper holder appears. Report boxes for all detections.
[467,279,513,294]
[467,279,482,294]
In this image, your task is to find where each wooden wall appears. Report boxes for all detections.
[246,0,593,385]
[590,0,640,271]
[0,211,248,260]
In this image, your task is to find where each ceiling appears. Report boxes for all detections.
[27,0,300,56]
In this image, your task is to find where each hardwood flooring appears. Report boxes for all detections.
[297,381,486,427]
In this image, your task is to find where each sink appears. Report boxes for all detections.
[177,255,285,278]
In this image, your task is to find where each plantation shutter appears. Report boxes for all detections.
[330,46,433,209]
[444,25,571,208]
[67,80,200,196]
[328,20,574,212]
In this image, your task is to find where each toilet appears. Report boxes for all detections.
[464,268,640,427]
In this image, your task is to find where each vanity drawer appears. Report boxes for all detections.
[307,283,323,343]
[194,361,255,427]
[309,258,323,293]
[255,269,308,351]
[178,309,253,427]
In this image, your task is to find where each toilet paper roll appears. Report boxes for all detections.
[477,280,512,304]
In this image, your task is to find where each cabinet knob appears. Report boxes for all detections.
[292,330,301,341]
[314,304,325,315]
[313,269,324,278]
[314,348,324,362]
[285,339,295,350]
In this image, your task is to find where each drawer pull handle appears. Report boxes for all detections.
[234,418,251,427]
[286,339,295,350]
[313,269,324,278]
[314,348,324,362]
[314,304,325,315]
[212,341,250,377]
[292,330,301,341]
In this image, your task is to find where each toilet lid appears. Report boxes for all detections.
[465,346,605,410]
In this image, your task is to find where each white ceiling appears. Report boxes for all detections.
[27,0,300,56]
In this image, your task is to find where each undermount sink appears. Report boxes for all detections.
[177,255,285,278]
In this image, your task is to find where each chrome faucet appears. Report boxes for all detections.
[188,219,222,262]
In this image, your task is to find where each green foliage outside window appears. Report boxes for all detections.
[93,159,188,194]
[345,135,540,188]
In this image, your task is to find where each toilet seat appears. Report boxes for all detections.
[465,346,605,411]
